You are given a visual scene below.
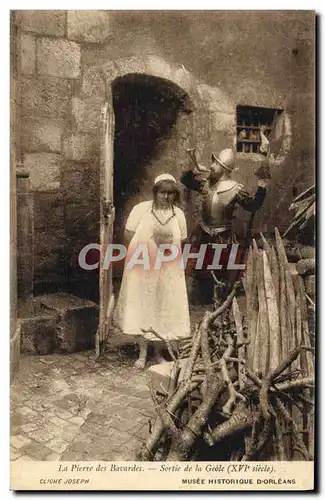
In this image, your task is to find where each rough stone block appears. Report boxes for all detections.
[146,56,174,83]
[40,294,99,353]
[34,191,64,230]
[147,359,188,395]
[16,10,66,36]
[61,161,98,204]
[63,134,97,162]
[67,11,111,42]
[20,316,58,355]
[24,153,61,191]
[21,76,72,119]
[114,56,147,79]
[72,97,104,132]
[20,33,36,75]
[37,38,81,79]
[81,67,106,98]
[21,116,64,153]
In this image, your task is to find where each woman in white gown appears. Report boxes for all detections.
[113,173,191,368]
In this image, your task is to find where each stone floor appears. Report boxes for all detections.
[10,304,217,462]
[10,344,156,462]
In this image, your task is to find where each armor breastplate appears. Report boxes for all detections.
[201,180,239,229]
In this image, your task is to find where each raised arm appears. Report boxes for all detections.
[236,182,267,212]
[180,168,210,194]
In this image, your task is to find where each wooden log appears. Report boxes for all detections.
[285,269,297,370]
[260,232,272,265]
[296,259,316,276]
[252,310,261,374]
[304,275,315,299]
[255,250,270,376]
[232,297,246,390]
[246,246,259,371]
[298,277,314,377]
[275,229,297,372]
[297,274,314,457]
[295,294,302,352]
[211,403,254,444]
[275,228,289,365]
[262,251,281,371]
[270,246,280,311]
[290,184,314,204]
[299,246,315,260]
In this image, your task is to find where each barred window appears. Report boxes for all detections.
[236,105,283,154]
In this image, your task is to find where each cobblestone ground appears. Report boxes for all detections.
[10,304,215,463]
[10,344,156,462]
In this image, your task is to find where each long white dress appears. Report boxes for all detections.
[113,201,191,341]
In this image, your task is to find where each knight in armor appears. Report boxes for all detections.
[181,148,268,307]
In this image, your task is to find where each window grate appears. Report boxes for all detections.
[236,105,283,154]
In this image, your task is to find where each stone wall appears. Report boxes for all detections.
[10,13,20,380]
[13,10,315,300]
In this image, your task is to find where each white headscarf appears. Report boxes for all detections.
[154,174,177,184]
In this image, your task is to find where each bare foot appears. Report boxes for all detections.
[134,358,146,370]
[134,340,148,369]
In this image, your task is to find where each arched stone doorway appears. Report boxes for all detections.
[111,73,193,287]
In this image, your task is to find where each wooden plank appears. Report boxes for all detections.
[232,297,246,390]
[263,251,280,371]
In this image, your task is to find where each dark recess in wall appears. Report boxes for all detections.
[112,73,191,247]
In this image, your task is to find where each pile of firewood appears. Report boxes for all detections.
[139,228,314,462]
[283,185,315,238]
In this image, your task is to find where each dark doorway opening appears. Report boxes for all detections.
[112,73,192,288]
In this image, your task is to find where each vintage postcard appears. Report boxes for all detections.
[10,9,315,491]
